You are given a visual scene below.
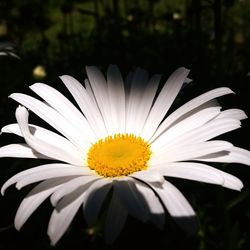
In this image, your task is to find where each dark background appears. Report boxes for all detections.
[0,0,249,249]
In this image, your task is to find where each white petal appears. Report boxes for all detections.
[113,177,149,222]
[107,65,126,133]
[15,166,92,190]
[153,99,220,135]
[86,66,113,134]
[142,67,190,140]
[125,68,149,134]
[47,188,86,245]
[225,147,250,166]
[134,180,165,228]
[152,140,233,164]
[60,75,107,138]
[136,74,161,135]
[104,190,128,244]
[152,162,243,191]
[15,106,83,165]
[30,82,95,141]
[50,175,100,207]
[84,79,96,102]
[0,143,48,159]
[150,87,234,142]
[2,123,82,163]
[152,162,225,186]
[220,171,243,190]
[1,163,76,195]
[150,181,195,217]
[83,178,112,225]
[1,124,25,136]
[149,181,198,233]
[196,146,250,166]
[10,93,88,151]
[14,177,72,230]
[184,77,192,84]
[185,118,241,144]
[156,118,241,150]
[151,107,221,151]
[130,170,165,183]
[216,109,247,120]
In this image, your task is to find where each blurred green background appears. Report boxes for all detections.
[0,0,249,249]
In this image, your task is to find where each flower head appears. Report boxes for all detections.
[1,65,250,245]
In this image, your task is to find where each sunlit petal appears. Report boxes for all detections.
[1,65,248,244]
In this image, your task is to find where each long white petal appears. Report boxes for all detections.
[0,143,48,159]
[104,190,128,244]
[151,163,222,186]
[215,109,247,120]
[196,146,250,166]
[2,123,82,163]
[60,75,107,138]
[150,87,234,142]
[131,170,165,183]
[220,171,244,190]
[151,107,221,151]
[133,180,165,228]
[113,177,149,222]
[142,67,190,140]
[10,93,88,151]
[136,74,161,135]
[107,65,126,133]
[15,106,83,165]
[50,175,100,207]
[15,177,72,230]
[83,178,112,226]
[150,162,243,191]
[150,99,219,136]
[157,118,241,150]
[183,118,241,144]
[149,181,198,233]
[152,141,233,164]
[125,68,149,134]
[1,163,75,194]
[86,66,113,134]
[84,79,96,103]
[47,188,86,245]
[30,83,95,141]
[15,167,92,190]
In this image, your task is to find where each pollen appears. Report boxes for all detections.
[87,134,152,177]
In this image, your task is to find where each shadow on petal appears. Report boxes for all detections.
[55,186,85,211]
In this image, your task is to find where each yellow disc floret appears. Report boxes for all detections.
[87,134,152,177]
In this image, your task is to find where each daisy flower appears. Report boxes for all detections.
[1,65,250,245]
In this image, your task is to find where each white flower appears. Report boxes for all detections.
[1,65,250,245]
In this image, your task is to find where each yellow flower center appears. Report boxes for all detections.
[87,134,151,177]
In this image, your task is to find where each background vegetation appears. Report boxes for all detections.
[0,0,249,249]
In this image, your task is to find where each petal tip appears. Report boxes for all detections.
[14,224,21,231]
[8,93,14,99]
[47,230,59,246]
[1,188,5,196]
[29,83,40,90]
[173,67,190,76]
[59,74,69,80]
[227,87,235,94]
[1,180,12,195]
